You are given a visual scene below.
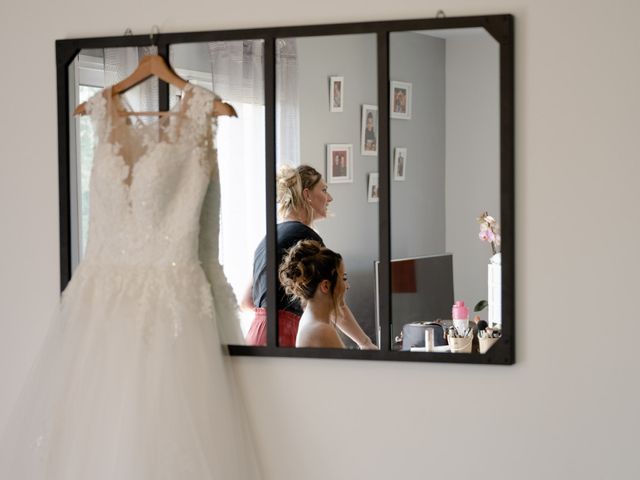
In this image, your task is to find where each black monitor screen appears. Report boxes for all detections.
[375,254,454,347]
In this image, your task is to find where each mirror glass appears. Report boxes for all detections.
[169,41,266,346]
[266,34,379,348]
[388,28,500,352]
[68,48,105,269]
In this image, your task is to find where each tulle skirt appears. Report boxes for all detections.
[0,262,260,480]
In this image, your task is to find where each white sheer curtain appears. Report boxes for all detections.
[207,40,298,330]
[103,46,159,118]
[208,39,299,167]
[276,39,299,167]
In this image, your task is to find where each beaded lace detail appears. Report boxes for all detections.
[82,83,215,269]
[69,83,239,342]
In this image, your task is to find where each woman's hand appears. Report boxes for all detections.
[357,338,379,350]
[335,304,378,349]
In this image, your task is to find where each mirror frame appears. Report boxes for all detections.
[56,14,514,365]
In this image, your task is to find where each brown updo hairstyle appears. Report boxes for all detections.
[277,165,322,224]
[279,240,343,317]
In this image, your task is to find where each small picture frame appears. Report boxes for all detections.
[326,144,353,183]
[367,172,379,203]
[390,81,412,120]
[361,104,378,156]
[329,76,344,112]
[393,147,407,181]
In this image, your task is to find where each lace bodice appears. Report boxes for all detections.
[83,83,217,268]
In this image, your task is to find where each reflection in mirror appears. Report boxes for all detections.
[169,42,265,345]
[388,28,500,353]
[59,15,513,363]
[250,34,379,349]
[68,48,103,269]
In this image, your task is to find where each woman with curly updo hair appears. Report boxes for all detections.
[242,164,375,349]
[279,240,347,348]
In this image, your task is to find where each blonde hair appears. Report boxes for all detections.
[277,165,322,223]
[279,240,343,317]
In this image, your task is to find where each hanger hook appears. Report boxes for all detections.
[150,25,160,46]
[436,10,446,18]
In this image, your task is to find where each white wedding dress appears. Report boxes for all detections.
[0,83,261,479]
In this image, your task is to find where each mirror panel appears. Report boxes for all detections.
[274,34,379,348]
[68,48,103,269]
[169,41,266,346]
[389,28,501,352]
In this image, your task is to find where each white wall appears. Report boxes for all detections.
[1,1,639,479]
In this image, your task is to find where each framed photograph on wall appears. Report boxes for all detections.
[390,81,412,119]
[360,104,378,156]
[393,147,407,181]
[367,172,379,203]
[327,144,353,183]
[330,76,344,112]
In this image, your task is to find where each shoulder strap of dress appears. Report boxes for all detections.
[84,88,108,118]
[184,84,216,123]
[183,86,219,158]
[82,88,111,138]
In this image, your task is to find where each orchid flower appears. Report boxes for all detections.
[477,211,500,255]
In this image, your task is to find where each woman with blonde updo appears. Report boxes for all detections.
[279,240,347,348]
[243,164,375,349]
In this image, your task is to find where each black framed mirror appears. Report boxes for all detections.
[57,14,514,364]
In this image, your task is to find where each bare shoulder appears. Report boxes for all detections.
[297,322,344,348]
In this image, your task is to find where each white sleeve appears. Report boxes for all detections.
[198,175,245,345]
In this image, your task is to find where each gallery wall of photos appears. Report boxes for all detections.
[326,76,411,202]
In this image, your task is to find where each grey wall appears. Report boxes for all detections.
[295,32,449,339]
[389,30,500,323]
[389,32,446,260]
[445,31,501,313]
[389,32,447,336]
[296,34,378,339]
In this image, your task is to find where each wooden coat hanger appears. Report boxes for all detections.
[74,52,237,118]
